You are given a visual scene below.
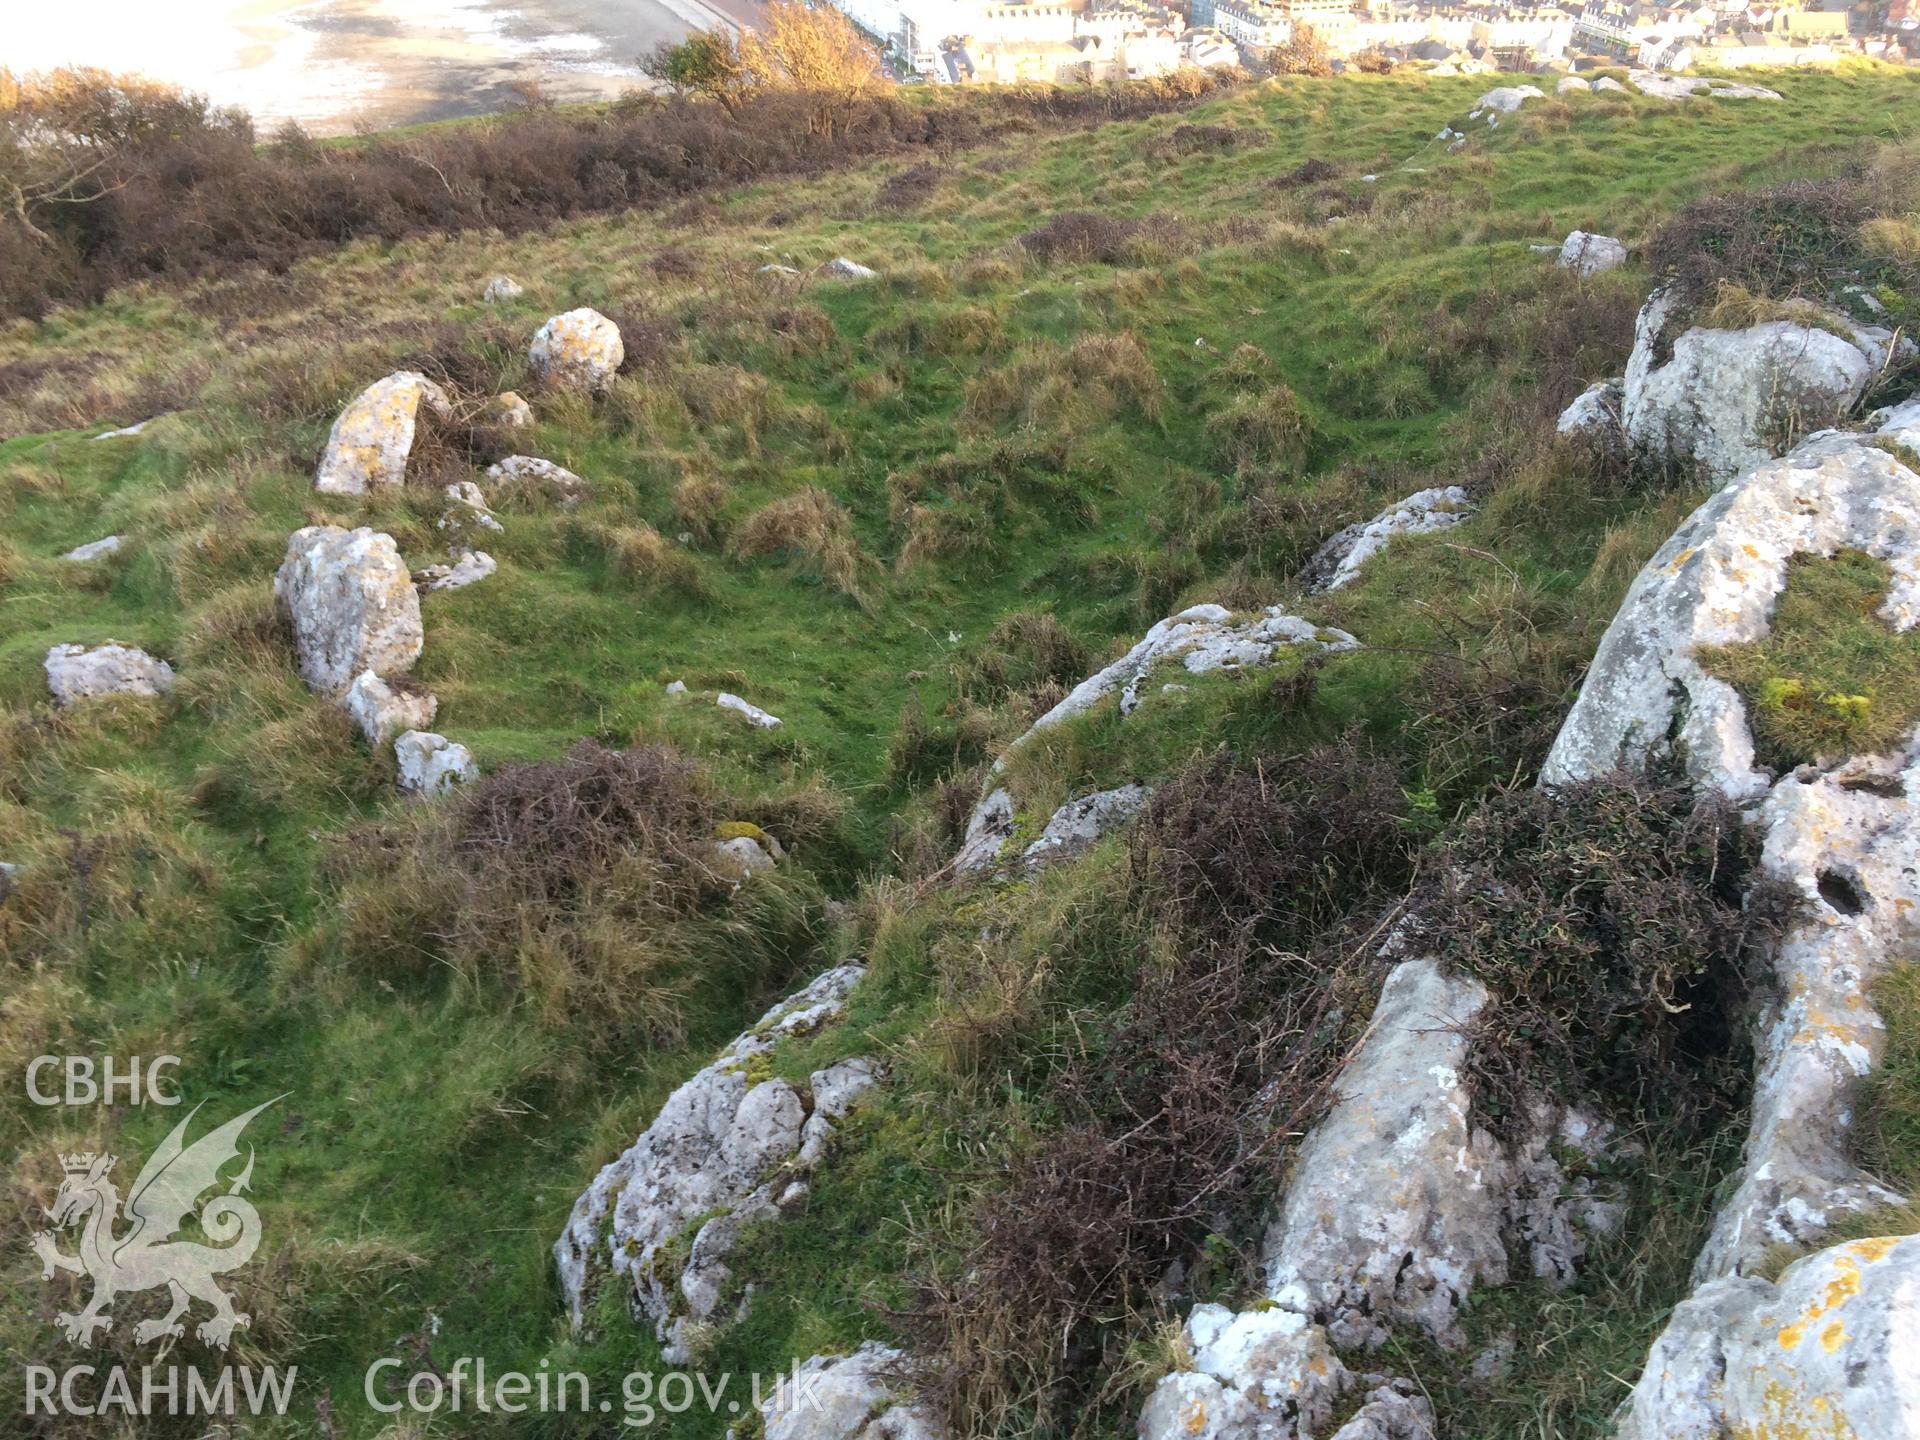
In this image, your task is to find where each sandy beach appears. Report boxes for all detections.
[12,0,743,133]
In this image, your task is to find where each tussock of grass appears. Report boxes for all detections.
[733,486,873,602]
[1699,549,1920,769]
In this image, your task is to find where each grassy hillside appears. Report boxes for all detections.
[2,64,1917,1438]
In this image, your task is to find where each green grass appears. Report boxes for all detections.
[2,62,1918,1438]
[1699,548,1920,769]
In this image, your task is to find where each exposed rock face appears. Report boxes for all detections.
[1593,76,1628,94]
[1554,75,1590,94]
[44,643,175,706]
[1021,783,1150,873]
[1619,286,1891,482]
[274,526,424,698]
[1617,1236,1920,1440]
[1556,230,1626,278]
[554,966,876,1358]
[827,257,878,280]
[481,274,524,303]
[759,1344,944,1440]
[343,670,437,747]
[483,454,586,505]
[717,692,782,729]
[1301,488,1473,592]
[529,308,623,393]
[313,371,452,497]
[394,730,476,796]
[92,418,152,441]
[1629,69,1780,101]
[954,787,1016,875]
[1140,960,1617,1439]
[414,549,497,593]
[61,535,122,562]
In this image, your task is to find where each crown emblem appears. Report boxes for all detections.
[59,1152,109,1174]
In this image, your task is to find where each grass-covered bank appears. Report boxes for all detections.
[3,63,1919,1438]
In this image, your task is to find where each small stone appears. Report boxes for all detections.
[710,834,778,883]
[489,391,534,428]
[1556,229,1627,278]
[481,274,524,303]
[394,730,476,796]
[483,454,586,505]
[665,680,688,695]
[61,535,123,562]
[1555,75,1591,94]
[413,550,496,593]
[44,642,175,706]
[827,257,878,280]
[716,692,782,729]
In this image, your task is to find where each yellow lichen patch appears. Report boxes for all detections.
[1820,1319,1846,1353]
[1180,1399,1208,1435]
[1778,1320,1806,1349]
[1846,1236,1897,1264]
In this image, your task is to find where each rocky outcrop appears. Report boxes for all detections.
[1556,230,1626,278]
[483,454,586,505]
[1301,488,1473,592]
[955,783,1150,877]
[61,535,122,562]
[529,308,623,393]
[717,692,783,729]
[1467,85,1543,124]
[1555,378,1624,452]
[554,965,876,1359]
[954,787,1016,875]
[481,275,524,303]
[44,643,175,706]
[343,670,437,747]
[827,257,878,280]
[1140,959,1618,1439]
[394,730,476,796]
[274,526,424,698]
[1554,75,1590,95]
[758,1344,944,1440]
[313,371,452,497]
[1610,286,1896,482]
[1617,1236,1920,1440]
[1629,70,1781,101]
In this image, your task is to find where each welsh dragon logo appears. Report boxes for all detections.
[33,1097,281,1350]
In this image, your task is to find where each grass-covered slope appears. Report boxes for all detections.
[2,65,1918,1438]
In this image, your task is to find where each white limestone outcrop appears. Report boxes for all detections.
[274,526,424,698]
[44,642,175,706]
[313,371,452,497]
[1301,487,1473,592]
[529,308,623,393]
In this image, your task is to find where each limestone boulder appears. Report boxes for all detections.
[1467,85,1543,123]
[954,787,1016,876]
[343,670,437,747]
[1554,75,1590,94]
[413,549,496,593]
[394,730,476,796]
[554,965,876,1356]
[1629,69,1780,100]
[483,454,586,506]
[1556,229,1626,278]
[717,692,782,729]
[489,391,534,428]
[1300,487,1473,592]
[1620,285,1889,482]
[44,643,175,706]
[1021,784,1150,873]
[481,274,524,303]
[529,308,623,393]
[827,257,878,280]
[274,526,424,697]
[1139,1306,1354,1440]
[61,535,122,562]
[1617,1236,1920,1440]
[760,1344,944,1440]
[1555,378,1624,451]
[1593,76,1628,93]
[314,371,452,497]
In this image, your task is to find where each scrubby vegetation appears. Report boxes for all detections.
[2,56,1918,1440]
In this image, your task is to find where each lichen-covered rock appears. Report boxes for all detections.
[710,833,779,883]
[489,390,534,428]
[760,1344,944,1440]
[553,965,875,1355]
[1139,1306,1354,1440]
[343,669,437,747]
[1556,230,1626,278]
[44,642,175,706]
[483,454,586,505]
[528,308,623,393]
[61,535,122,562]
[954,787,1015,876]
[1021,784,1150,873]
[481,274,524,303]
[313,371,452,496]
[1617,1236,1920,1440]
[394,730,476,796]
[274,526,424,697]
[1620,285,1892,482]
[413,549,496,593]
[1301,488,1473,592]
[717,692,782,729]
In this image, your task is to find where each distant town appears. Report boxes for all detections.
[823,0,1916,83]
